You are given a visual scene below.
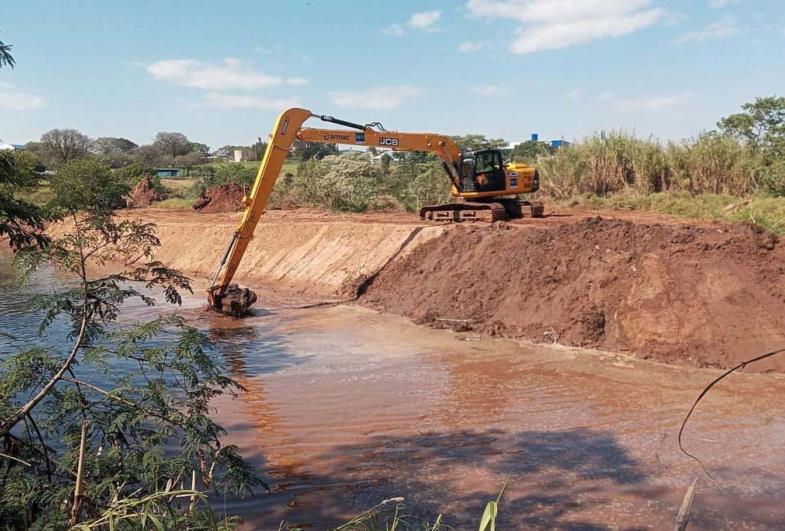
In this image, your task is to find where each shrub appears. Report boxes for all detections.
[113,162,156,186]
[50,157,129,211]
[396,161,452,212]
[292,152,380,211]
[195,163,257,191]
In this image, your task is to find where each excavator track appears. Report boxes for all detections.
[419,200,544,223]
[419,202,507,223]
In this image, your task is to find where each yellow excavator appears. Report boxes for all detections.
[207,107,543,315]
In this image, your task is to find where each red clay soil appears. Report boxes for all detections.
[126,177,164,208]
[360,217,785,371]
[192,183,245,214]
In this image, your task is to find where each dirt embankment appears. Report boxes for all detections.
[193,183,245,213]
[127,177,165,208]
[359,217,785,371]
[135,209,444,296]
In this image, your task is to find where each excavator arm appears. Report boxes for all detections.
[207,107,465,315]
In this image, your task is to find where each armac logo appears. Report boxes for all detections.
[378,137,399,147]
[323,133,351,142]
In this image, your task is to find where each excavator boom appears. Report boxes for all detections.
[207,107,540,316]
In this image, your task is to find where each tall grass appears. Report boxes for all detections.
[539,131,767,198]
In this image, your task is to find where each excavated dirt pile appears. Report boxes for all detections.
[360,217,785,371]
[126,177,164,208]
[193,183,245,213]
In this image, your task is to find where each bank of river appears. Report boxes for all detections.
[3,248,785,529]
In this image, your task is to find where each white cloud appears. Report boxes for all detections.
[253,45,283,55]
[408,10,442,30]
[329,86,422,111]
[709,0,737,8]
[199,92,301,111]
[471,84,510,97]
[286,77,308,86]
[382,24,406,36]
[383,10,442,36]
[145,58,306,90]
[458,40,487,52]
[566,89,581,100]
[616,93,690,111]
[675,19,737,44]
[0,87,45,111]
[465,0,666,54]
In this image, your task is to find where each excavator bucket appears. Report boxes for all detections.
[207,284,258,317]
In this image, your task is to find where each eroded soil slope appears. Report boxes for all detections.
[361,217,785,371]
[193,183,245,213]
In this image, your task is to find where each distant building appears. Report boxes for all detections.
[233,149,243,163]
[550,139,570,149]
[155,168,180,178]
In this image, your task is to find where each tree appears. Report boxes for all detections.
[719,96,785,159]
[152,132,192,160]
[511,140,554,162]
[94,137,138,154]
[291,140,339,161]
[40,128,94,165]
[451,134,507,151]
[0,154,257,527]
[133,144,164,166]
[0,32,14,69]
[0,151,49,250]
[94,137,139,168]
[719,96,785,195]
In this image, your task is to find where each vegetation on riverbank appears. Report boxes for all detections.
[1,140,258,528]
[557,191,785,234]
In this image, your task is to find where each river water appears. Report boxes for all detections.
[2,249,785,529]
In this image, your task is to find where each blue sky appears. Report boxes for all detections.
[1,0,784,148]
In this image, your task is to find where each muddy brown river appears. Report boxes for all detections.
[2,250,785,529]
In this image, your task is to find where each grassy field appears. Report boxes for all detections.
[559,191,785,234]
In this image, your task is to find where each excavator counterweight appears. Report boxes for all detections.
[207,108,543,316]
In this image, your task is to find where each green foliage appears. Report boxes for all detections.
[49,157,130,213]
[291,140,339,161]
[564,191,785,234]
[0,31,15,69]
[451,134,506,151]
[293,152,381,211]
[510,140,554,162]
[0,160,258,527]
[113,162,156,186]
[196,163,257,191]
[0,151,50,250]
[718,96,785,159]
[94,137,139,168]
[394,161,452,212]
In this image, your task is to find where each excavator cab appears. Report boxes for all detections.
[460,149,506,193]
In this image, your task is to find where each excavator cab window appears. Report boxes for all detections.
[473,149,506,192]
